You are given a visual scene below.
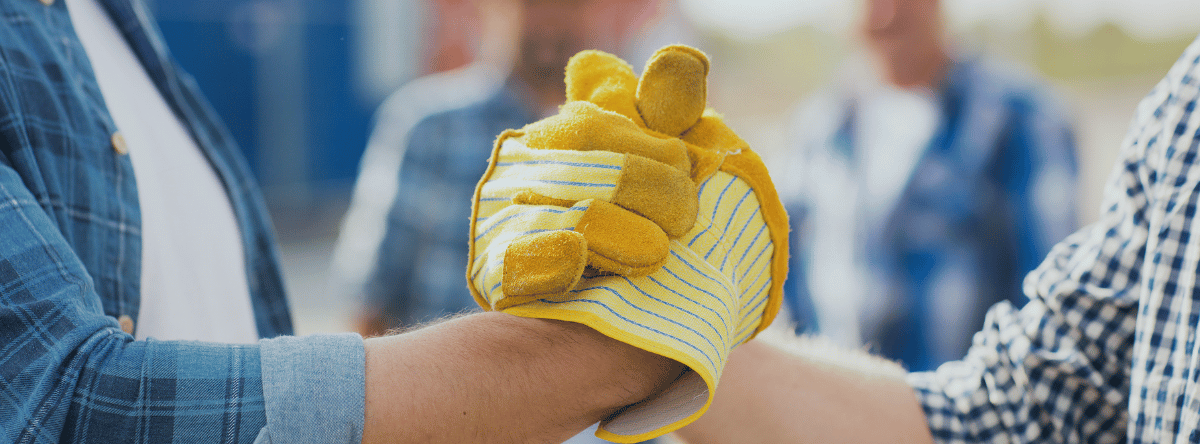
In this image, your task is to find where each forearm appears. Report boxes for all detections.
[362,311,685,443]
[675,336,933,444]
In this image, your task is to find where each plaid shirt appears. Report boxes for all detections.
[353,81,533,327]
[0,0,362,442]
[909,35,1200,442]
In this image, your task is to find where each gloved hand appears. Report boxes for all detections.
[467,45,790,443]
[468,46,705,309]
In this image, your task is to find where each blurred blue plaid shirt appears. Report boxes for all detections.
[782,57,1080,372]
[361,83,534,327]
[0,0,363,442]
[331,62,508,326]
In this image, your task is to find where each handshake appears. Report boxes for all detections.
[466,45,788,442]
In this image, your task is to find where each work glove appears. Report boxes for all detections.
[467,45,790,443]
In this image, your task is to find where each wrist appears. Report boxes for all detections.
[361,312,684,444]
[505,314,687,411]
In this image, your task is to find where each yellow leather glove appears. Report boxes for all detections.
[467,45,789,443]
[468,46,704,309]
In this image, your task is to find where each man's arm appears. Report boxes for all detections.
[363,312,684,443]
[675,336,933,444]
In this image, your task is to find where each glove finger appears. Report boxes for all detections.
[636,45,709,137]
[511,194,670,277]
[498,230,588,310]
[564,50,644,126]
[470,199,673,307]
[483,136,697,238]
[521,102,691,173]
[574,200,669,276]
[470,202,591,310]
[610,154,697,238]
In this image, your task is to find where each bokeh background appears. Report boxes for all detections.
[143,0,1200,335]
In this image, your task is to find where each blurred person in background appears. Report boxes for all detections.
[332,0,669,335]
[330,0,520,337]
[779,0,1080,371]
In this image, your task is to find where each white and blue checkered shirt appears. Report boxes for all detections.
[909,35,1200,443]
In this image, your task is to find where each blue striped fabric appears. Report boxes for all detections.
[909,35,1200,442]
[495,160,623,169]
[473,206,587,241]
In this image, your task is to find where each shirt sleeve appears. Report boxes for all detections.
[257,334,365,444]
[1002,85,1081,299]
[907,56,1181,443]
[0,155,365,443]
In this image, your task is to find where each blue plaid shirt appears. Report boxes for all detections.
[0,0,363,442]
[910,35,1200,442]
[361,82,533,327]
[783,57,1080,371]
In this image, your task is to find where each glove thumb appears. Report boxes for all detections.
[636,45,709,137]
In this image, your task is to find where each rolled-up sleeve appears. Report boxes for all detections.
[255,333,365,444]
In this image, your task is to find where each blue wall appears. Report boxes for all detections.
[153,1,378,197]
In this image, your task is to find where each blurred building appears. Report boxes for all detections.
[145,0,1200,230]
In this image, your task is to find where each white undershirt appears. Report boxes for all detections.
[855,83,940,225]
[68,0,260,344]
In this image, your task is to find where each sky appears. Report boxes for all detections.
[679,0,1200,40]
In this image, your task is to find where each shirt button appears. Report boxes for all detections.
[118,315,134,334]
[39,0,53,5]
[111,132,128,155]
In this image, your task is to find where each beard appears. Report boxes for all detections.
[517,34,579,90]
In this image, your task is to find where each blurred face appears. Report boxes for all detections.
[516,0,655,90]
[861,0,944,85]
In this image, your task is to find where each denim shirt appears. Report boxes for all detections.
[0,0,364,442]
